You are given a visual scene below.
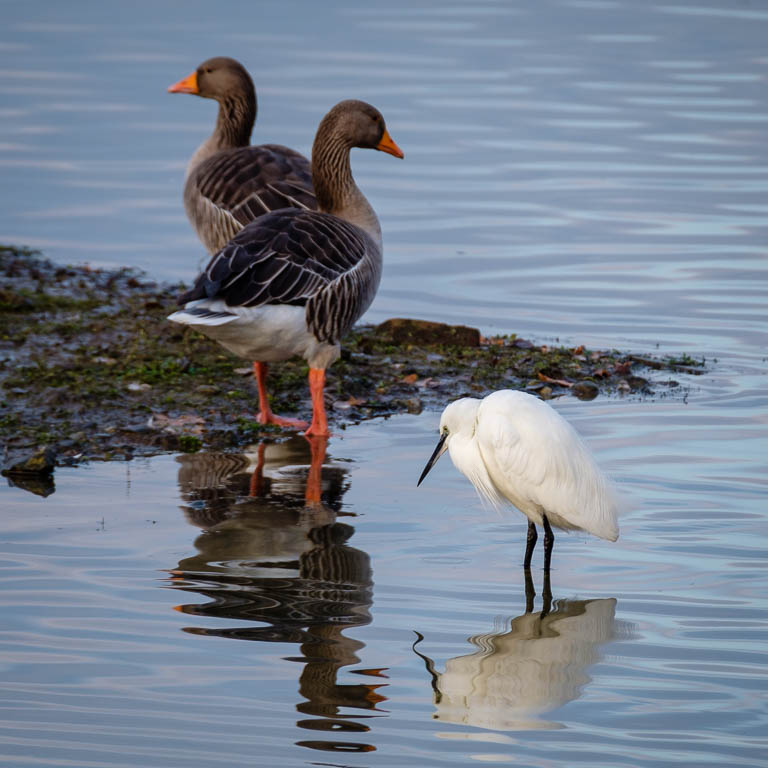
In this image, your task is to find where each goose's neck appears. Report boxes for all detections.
[312,134,382,247]
[186,93,256,177]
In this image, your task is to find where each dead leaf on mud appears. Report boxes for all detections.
[537,372,573,388]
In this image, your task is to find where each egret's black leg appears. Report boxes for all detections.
[541,568,553,618]
[523,566,536,614]
[542,514,554,573]
[523,520,538,568]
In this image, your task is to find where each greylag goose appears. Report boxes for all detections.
[168,56,316,254]
[168,100,403,437]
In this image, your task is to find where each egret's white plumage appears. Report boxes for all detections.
[418,390,620,569]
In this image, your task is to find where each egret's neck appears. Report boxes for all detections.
[311,133,382,248]
[448,433,502,508]
[186,94,256,178]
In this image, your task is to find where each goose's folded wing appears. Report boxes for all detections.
[178,210,377,341]
[192,145,316,226]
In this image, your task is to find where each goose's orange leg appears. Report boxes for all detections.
[305,367,330,437]
[253,362,308,429]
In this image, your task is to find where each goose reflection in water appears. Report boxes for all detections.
[170,435,382,754]
[413,573,618,732]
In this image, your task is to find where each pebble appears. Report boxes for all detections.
[572,381,599,401]
[2,447,57,476]
[405,397,423,414]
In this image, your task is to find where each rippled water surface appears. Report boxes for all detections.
[1,1,767,766]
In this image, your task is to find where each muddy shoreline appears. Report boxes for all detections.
[1,245,702,491]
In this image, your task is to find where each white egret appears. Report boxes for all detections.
[418,390,620,571]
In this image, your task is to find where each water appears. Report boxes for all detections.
[1,0,767,766]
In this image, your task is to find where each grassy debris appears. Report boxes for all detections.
[0,245,703,468]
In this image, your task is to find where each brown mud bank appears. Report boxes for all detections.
[1,245,703,491]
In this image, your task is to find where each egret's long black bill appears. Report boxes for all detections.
[417,433,447,487]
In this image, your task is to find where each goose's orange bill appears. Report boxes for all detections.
[376,129,404,159]
[167,71,198,94]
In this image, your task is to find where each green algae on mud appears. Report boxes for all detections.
[0,245,703,470]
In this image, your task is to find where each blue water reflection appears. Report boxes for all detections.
[413,591,620,731]
[171,438,383,754]
[0,0,767,765]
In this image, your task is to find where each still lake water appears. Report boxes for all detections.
[1,0,767,766]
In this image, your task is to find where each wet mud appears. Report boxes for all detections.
[1,245,702,487]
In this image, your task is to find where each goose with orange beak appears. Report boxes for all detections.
[169,100,403,437]
[167,56,316,256]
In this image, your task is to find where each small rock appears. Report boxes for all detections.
[2,446,57,477]
[127,382,151,392]
[626,375,650,391]
[617,378,631,394]
[405,397,422,414]
[512,338,534,349]
[538,386,553,399]
[121,424,151,434]
[572,381,599,401]
[376,318,481,347]
[195,384,218,395]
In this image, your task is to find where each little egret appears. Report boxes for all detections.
[417,390,620,571]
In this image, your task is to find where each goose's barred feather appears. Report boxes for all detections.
[178,209,380,344]
[185,144,316,253]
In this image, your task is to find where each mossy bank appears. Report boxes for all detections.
[1,245,703,479]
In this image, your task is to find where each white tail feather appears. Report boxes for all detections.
[167,308,239,327]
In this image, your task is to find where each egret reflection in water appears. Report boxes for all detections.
[170,436,383,753]
[413,576,619,732]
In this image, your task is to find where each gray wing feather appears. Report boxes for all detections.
[179,210,381,344]
[185,144,316,253]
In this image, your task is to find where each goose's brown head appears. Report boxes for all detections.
[167,57,254,102]
[319,99,404,158]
